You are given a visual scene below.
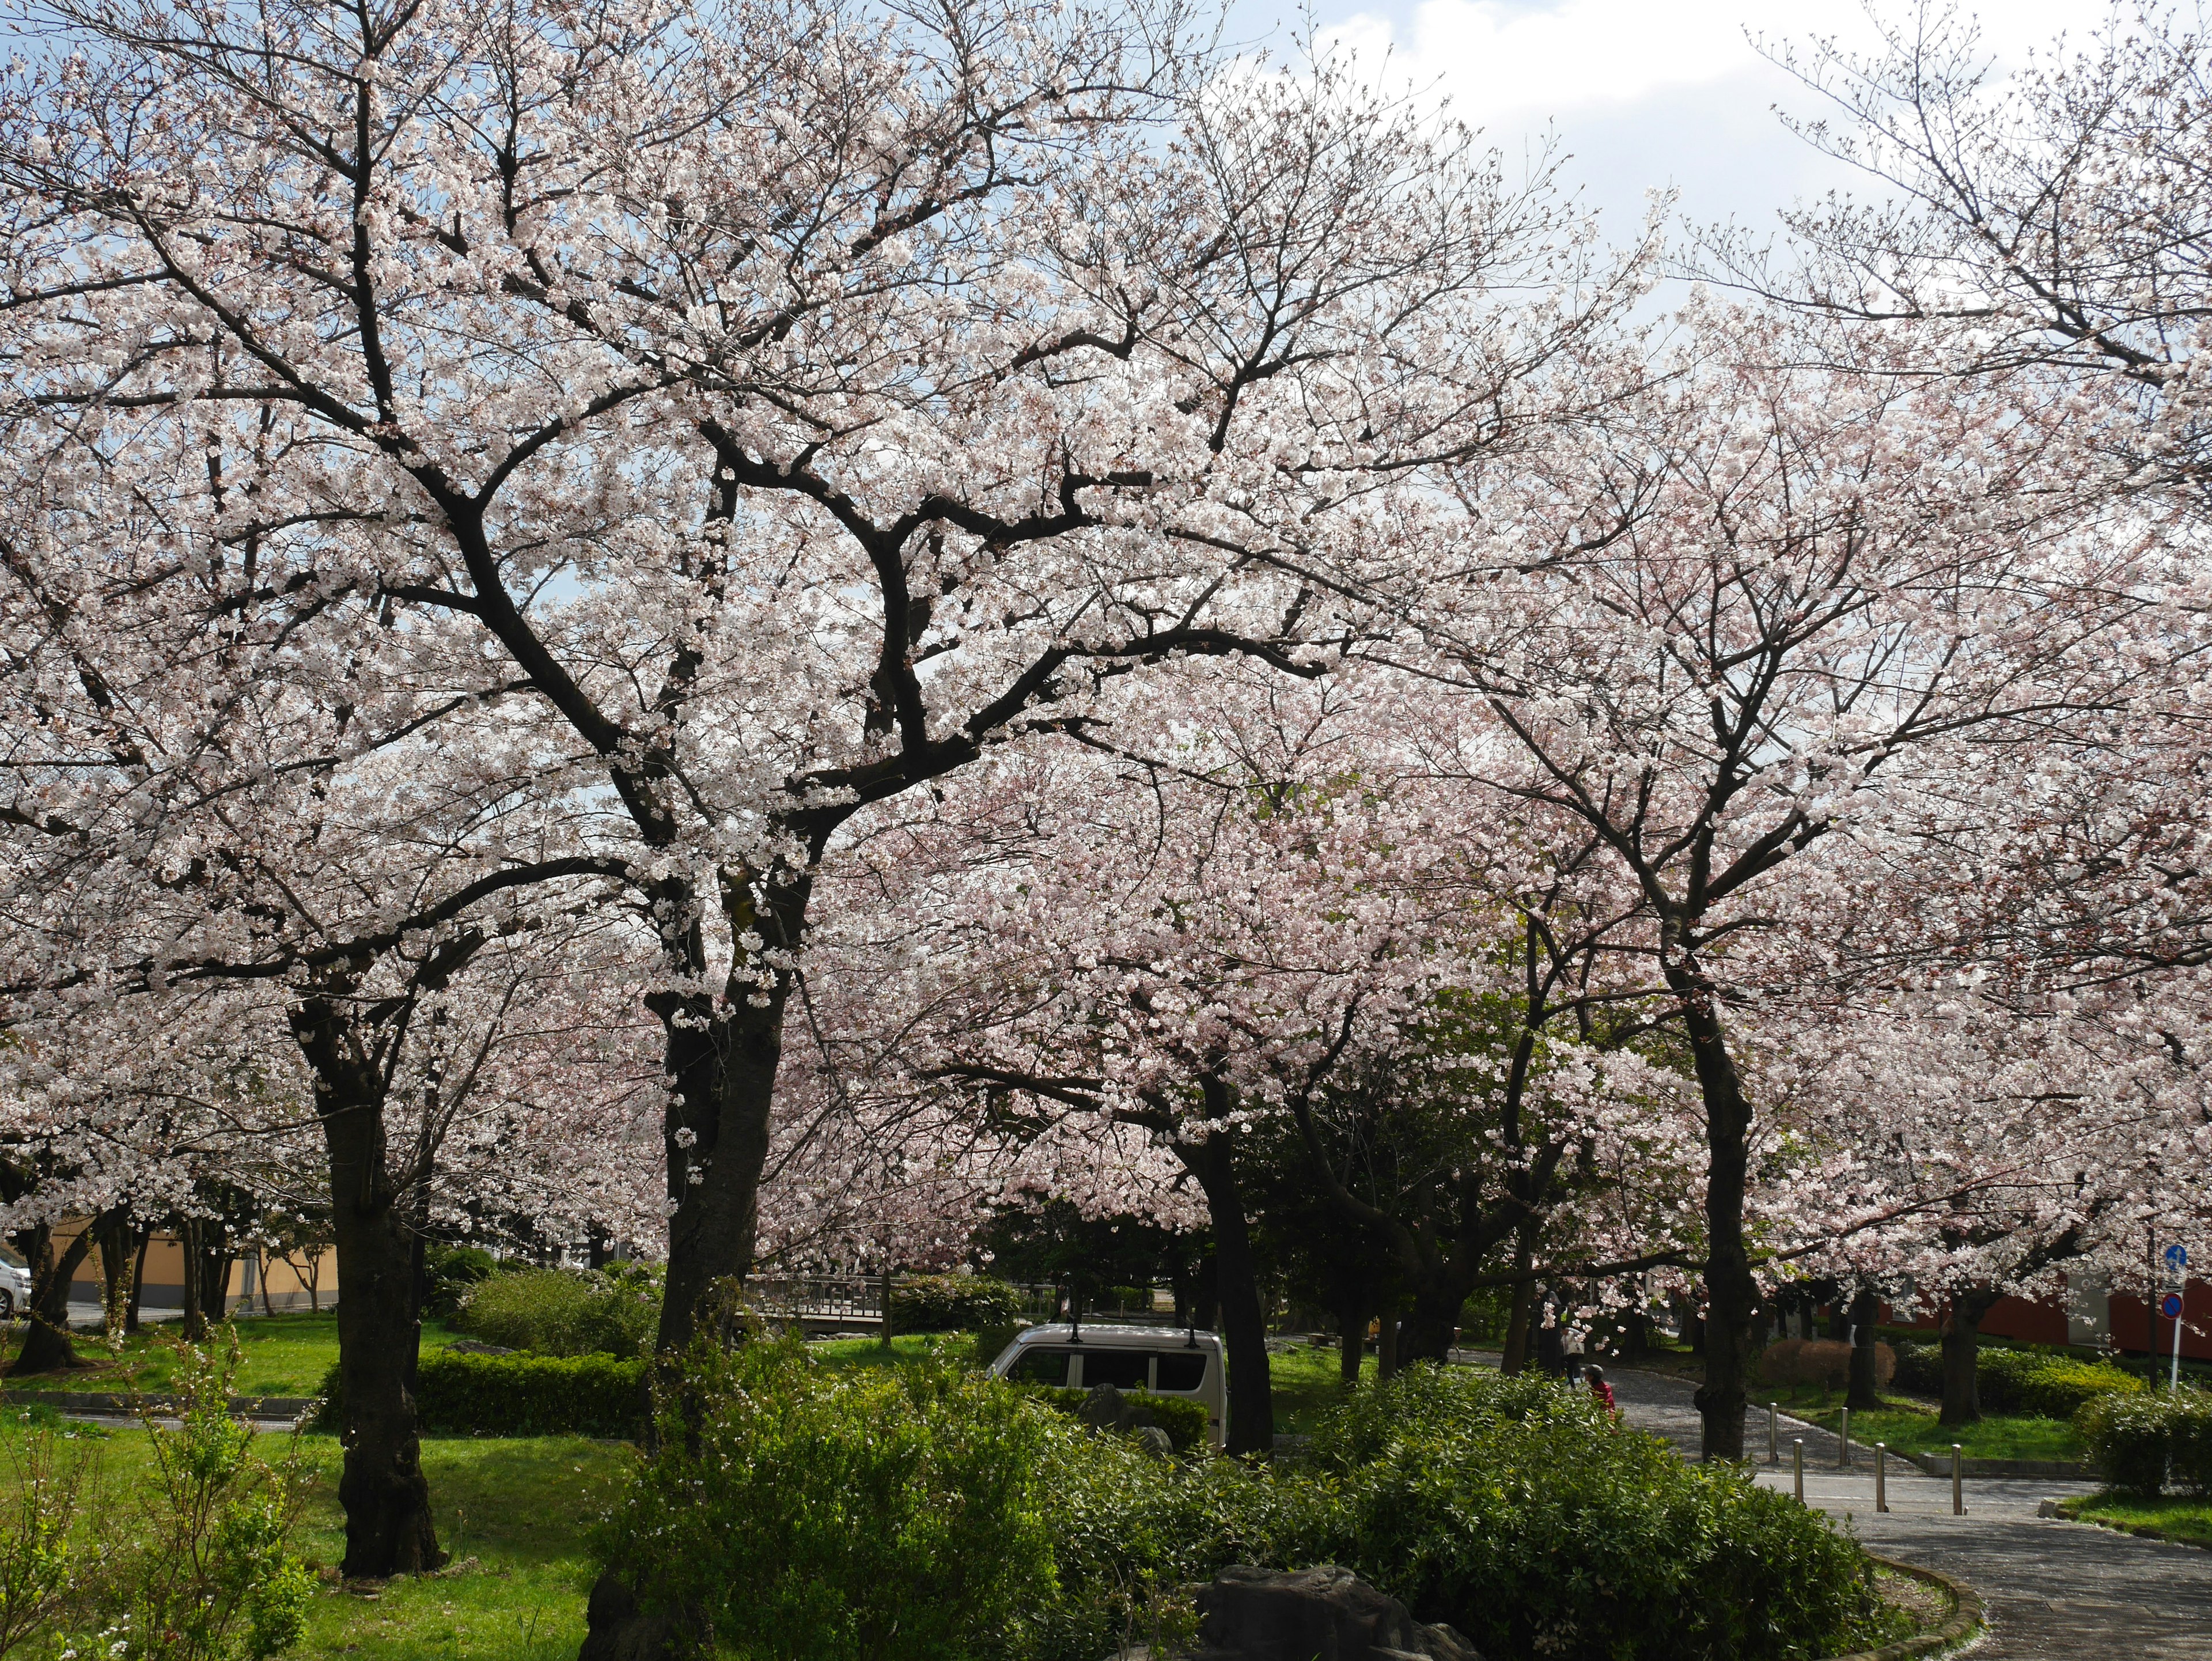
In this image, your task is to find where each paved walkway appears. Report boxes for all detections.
[1607,1367,2212,1658]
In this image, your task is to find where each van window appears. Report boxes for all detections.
[1006,1347,1073,1387]
[1153,1351,1207,1391]
[1080,1349,1152,1391]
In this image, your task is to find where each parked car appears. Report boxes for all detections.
[0,1244,31,1321]
[986,1322,1226,1448]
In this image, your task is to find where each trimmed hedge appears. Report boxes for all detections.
[889,1274,1021,1333]
[1888,1340,2143,1419]
[316,1349,645,1437]
[1020,1383,1210,1451]
[2078,1387,2212,1496]
[1978,1348,2143,1418]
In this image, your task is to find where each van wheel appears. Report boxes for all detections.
[0,1290,14,1321]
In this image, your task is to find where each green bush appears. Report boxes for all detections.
[1296,1366,1882,1661]
[890,1274,1021,1334]
[316,1350,645,1438]
[454,1265,660,1358]
[1978,1348,2142,1418]
[1019,1384,1210,1452]
[422,1245,501,1319]
[597,1337,1054,1661]
[1891,1340,1941,1395]
[2079,1387,2212,1496]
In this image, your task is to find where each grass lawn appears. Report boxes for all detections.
[2062,1491,2212,1549]
[0,1408,626,1661]
[5,1311,460,1399]
[1266,1339,1372,1435]
[1777,1397,2083,1461]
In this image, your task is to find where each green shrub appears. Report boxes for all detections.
[454,1265,660,1358]
[121,1334,314,1661]
[889,1274,1021,1334]
[422,1245,501,1319]
[316,1350,645,1438]
[597,1337,1054,1661]
[972,1319,1025,1371]
[2079,1387,2212,1496]
[1019,1384,1210,1452]
[1296,1366,1882,1661]
[1891,1340,1941,1395]
[1978,1348,2142,1418]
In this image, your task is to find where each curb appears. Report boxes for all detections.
[1904,1451,2092,1481]
[1817,1554,1983,1661]
[2,1388,313,1417]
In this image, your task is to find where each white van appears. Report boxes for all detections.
[987,1323,1226,1448]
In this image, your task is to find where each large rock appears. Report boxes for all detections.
[1187,1565,1478,1661]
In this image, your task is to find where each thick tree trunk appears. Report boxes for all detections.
[96,1216,139,1338]
[1397,1267,1474,1364]
[1376,1301,1401,1380]
[7,1224,91,1375]
[1847,1285,1883,1410]
[1940,1289,2002,1427]
[650,871,813,1356]
[1176,1106,1274,1456]
[293,1000,444,1580]
[1499,1280,1534,1375]
[1670,953,1758,1462]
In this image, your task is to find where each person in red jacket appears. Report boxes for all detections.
[1584,1363,1618,1417]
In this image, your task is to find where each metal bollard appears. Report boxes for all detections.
[1768,1401,1779,1466]
[1840,1406,1851,1469]
[1951,1444,1964,1516]
[1793,1439,1804,1504]
[1875,1443,1887,1513]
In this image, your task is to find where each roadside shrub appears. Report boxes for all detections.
[1298,1365,1883,1661]
[890,1274,1021,1334]
[597,1337,1054,1661]
[1759,1338,1893,1393]
[316,1350,645,1438]
[1979,1348,2142,1418]
[2079,1387,2212,1496]
[422,1246,501,1319]
[454,1265,660,1357]
[0,1428,100,1661]
[1020,1383,1210,1452]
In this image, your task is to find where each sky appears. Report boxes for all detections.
[1237,0,2125,241]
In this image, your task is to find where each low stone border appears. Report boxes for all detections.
[1817,1555,1983,1661]
[1904,1450,2092,1481]
[1,1387,313,1417]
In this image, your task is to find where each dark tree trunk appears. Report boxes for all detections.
[291,997,444,1580]
[1847,1285,1883,1410]
[1336,1284,1367,1388]
[1376,1302,1401,1380]
[1397,1267,1474,1364]
[1940,1289,2003,1427]
[1176,1095,1274,1456]
[1194,1254,1219,1333]
[95,1214,138,1337]
[1499,1229,1537,1375]
[1669,951,1758,1462]
[7,1224,91,1375]
[127,1231,149,1333]
[650,871,812,1356]
[180,1217,206,1342]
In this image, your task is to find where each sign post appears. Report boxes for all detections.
[2165,1245,2189,1394]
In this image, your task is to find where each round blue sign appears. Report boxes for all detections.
[2167,1243,2190,1270]
[2162,1292,2184,1319]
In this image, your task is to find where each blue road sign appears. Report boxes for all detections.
[2162,1293,2184,1319]
[2168,1243,2190,1272]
